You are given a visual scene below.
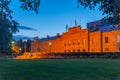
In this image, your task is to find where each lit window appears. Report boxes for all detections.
[105,37,108,43]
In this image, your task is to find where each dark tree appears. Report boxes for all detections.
[18,39,24,53]
[0,0,40,54]
[77,0,120,24]
[26,39,31,52]
[0,0,18,54]
[19,0,40,14]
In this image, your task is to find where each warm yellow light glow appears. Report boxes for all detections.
[49,42,52,46]
[19,48,21,51]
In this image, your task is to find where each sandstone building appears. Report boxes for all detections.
[31,20,120,54]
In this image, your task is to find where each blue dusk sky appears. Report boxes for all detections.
[10,0,104,38]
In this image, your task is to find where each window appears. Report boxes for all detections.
[64,44,66,46]
[82,49,85,52]
[77,40,80,45]
[68,44,71,46]
[105,37,108,43]
[73,49,75,52]
[68,50,71,52]
[77,49,80,52]
[73,43,75,45]
[77,42,80,45]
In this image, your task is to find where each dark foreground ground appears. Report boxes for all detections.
[0,57,120,80]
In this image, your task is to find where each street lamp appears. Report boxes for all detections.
[12,41,15,44]
[48,42,52,55]
[19,48,22,53]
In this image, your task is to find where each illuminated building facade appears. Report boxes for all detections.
[31,20,120,54]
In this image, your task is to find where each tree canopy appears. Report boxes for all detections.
[1,0,120,54]
[77,0,120,24]
[19,0,40,14]
[0,0,40,54]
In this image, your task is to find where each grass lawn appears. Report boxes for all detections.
[0,58,120,80]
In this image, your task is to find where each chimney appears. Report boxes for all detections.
[115,23,119,27]
[66,25,68,32]
[56,33,60,37]
[75,19,77,26]
[34,36,39,41]
[47,35,49,39]
[78,25,81,29]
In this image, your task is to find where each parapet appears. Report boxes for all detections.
[68,25,81,33]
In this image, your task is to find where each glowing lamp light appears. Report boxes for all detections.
[49,42,52,46]
[12,41,15,44]
[19,48,21,51]
[48,42,52,54]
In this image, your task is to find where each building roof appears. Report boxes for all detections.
[39,20,120,42]
[40,36,61,42]
[87,20,101,29]
[87,20,120,32]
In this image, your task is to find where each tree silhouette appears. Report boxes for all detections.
[77,0,120,24]
[0,0,40,54]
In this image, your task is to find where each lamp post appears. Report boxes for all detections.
[48,42,52,56]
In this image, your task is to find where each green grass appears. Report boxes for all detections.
[0,58,120,80]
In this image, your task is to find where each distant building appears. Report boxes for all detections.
[12,41,21,54]
[31,20,120,53]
